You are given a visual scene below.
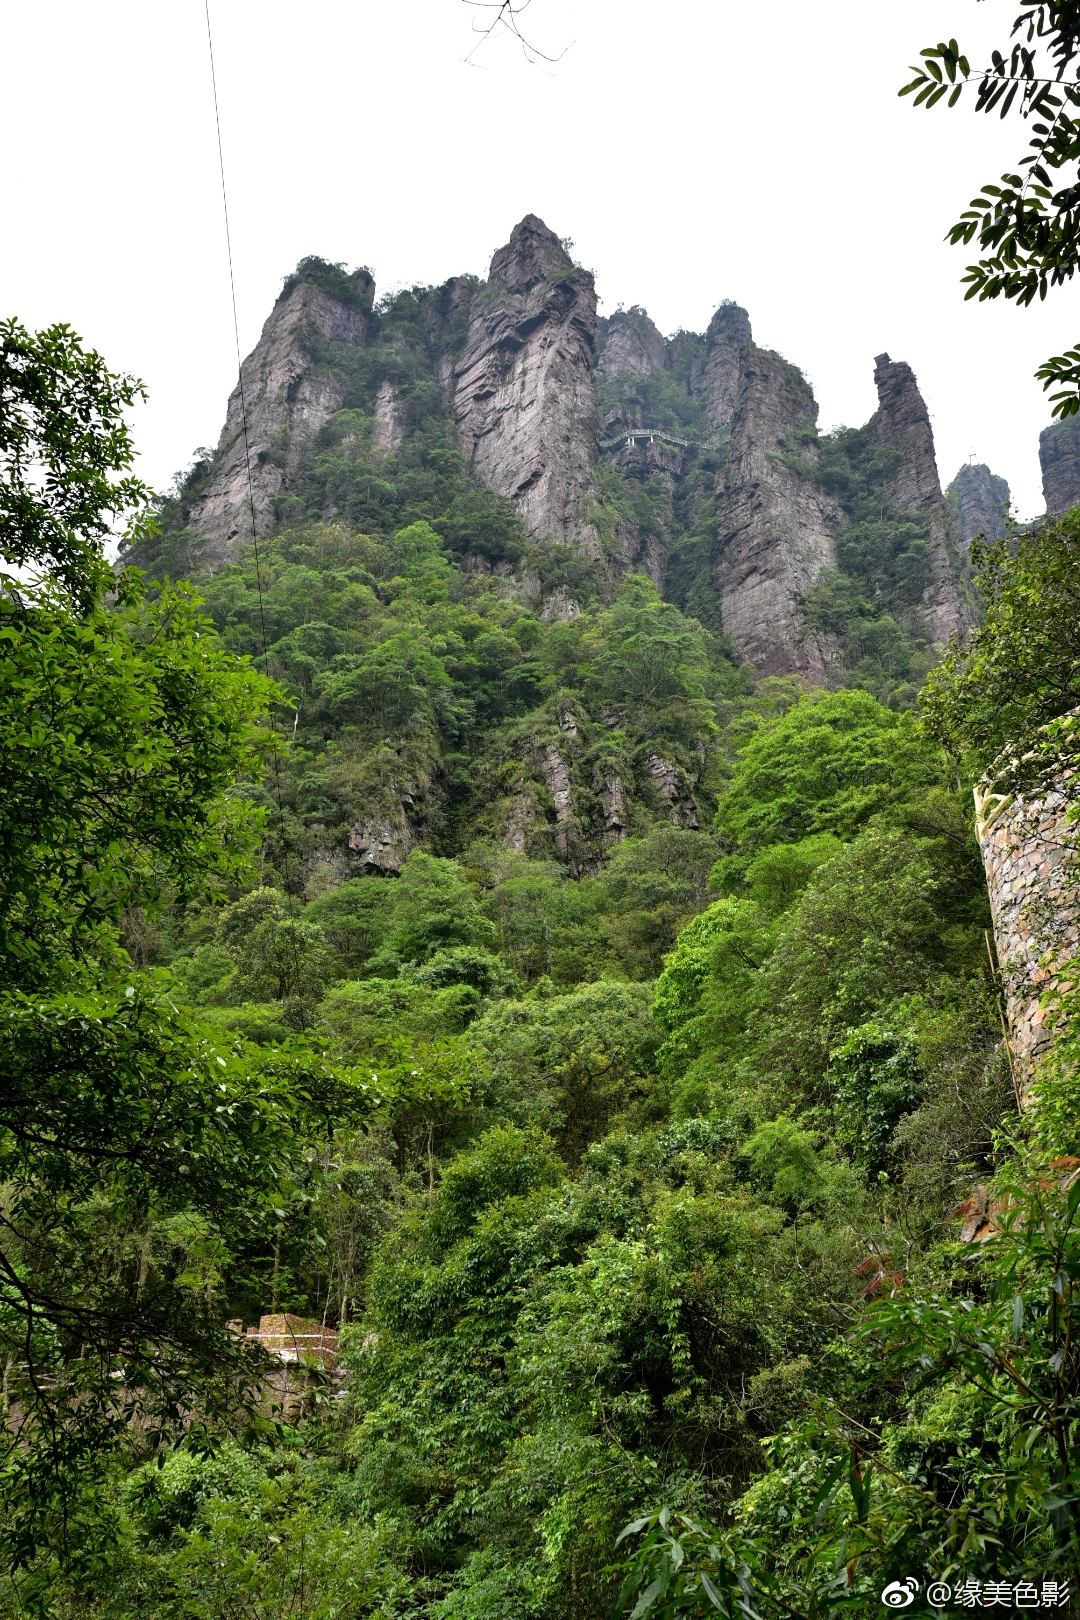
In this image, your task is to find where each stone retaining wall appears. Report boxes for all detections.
[975,775,1080,1100]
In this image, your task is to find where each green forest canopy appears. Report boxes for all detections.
[4,314,1080,1619]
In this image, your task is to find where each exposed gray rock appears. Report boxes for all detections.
[645,753,699,828]
[540,586,582,623]
[595,300,750,592]
[868,354,970,644]
[1041,417,1080,515]
[538,744,573,824]
[504,790,540,853]
[596,300,750,443]
[596,307,667,378]
[177,230,982,700]
[608,435,682,585]
[536,742,579,864]
[598,772,629,841]
[186,271,372,567]
[372,379,404,453]
[976,757,1080,1103]
[696,302,752,437]
[667,329,705,384]
[452,215,602,555]
[713,349,840,678]
[304,847,349,897]
[347,805,413,873]
[947,462,1011,544]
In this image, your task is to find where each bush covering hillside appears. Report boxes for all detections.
[3,317,1079,1619]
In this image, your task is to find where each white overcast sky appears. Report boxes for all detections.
[5,0,1078,518]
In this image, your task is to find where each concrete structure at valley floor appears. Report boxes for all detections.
[975,736,1080,1104]
[235,1313,343,1418]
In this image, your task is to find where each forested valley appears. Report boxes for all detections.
[6,222,1080,1618]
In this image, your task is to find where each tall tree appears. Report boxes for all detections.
[0,327,379,1581]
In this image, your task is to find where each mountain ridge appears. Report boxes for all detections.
[123,208,995,883]
[151,215,991,695]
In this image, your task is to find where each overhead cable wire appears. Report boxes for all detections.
[203,0,310,1028]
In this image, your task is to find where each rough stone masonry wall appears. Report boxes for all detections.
[976,776,1080,1100]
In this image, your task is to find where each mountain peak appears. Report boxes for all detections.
[489,214,579,293]
[706,301,752,351]
[947,462,1011,544]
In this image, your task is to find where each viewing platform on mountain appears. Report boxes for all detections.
[600,426,700,453]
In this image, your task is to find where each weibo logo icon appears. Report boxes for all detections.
[880,1579,919,1608]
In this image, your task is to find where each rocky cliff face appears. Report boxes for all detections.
[594,299,754,598]
[696,303,752,438]
[451,216,602,556]
[946,462,1011,545]
[596,308,667,382]
[712,350,840,677]
[171,219,984,687]
[186,269,372,567]
[1041,418,1080,516]
[867,354,970,645]
[596,299,751,441]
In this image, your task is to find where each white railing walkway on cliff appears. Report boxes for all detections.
[600,427,701,453]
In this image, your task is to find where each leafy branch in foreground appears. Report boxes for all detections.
[900,10,1080,417]
[0,981,387,1577]
[0,319,153,602]
[609,1474,880,1620]
[611,1509,761,1620]
[0,571,277,989]
[921,505,1080,786]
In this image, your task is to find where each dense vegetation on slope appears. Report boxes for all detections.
[5,314,1080,1619]
[803,428,946,703]
[190,525,737,882]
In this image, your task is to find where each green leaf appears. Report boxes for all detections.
[630,1574,668,1620]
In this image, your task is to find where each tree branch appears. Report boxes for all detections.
[460,0,569,67]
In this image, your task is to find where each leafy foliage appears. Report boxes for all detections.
[922,508,1080,786]
[713,688,942,852]
[0,575,273,988]
[901,11,1080,416]
[0,315,1052,1620]
[0,319,152,601]
[161,513,736,883]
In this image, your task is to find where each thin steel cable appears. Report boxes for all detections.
[204,0,310,1026]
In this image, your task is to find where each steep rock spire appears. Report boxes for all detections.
[696,302,752,437]
[713,350,840,678]
[452,215,601,554]
[1040,417,1080,516]
[596,308,667,379]
[947,462,1011,545]
[868,354,970,644]
[185,265,373,568]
